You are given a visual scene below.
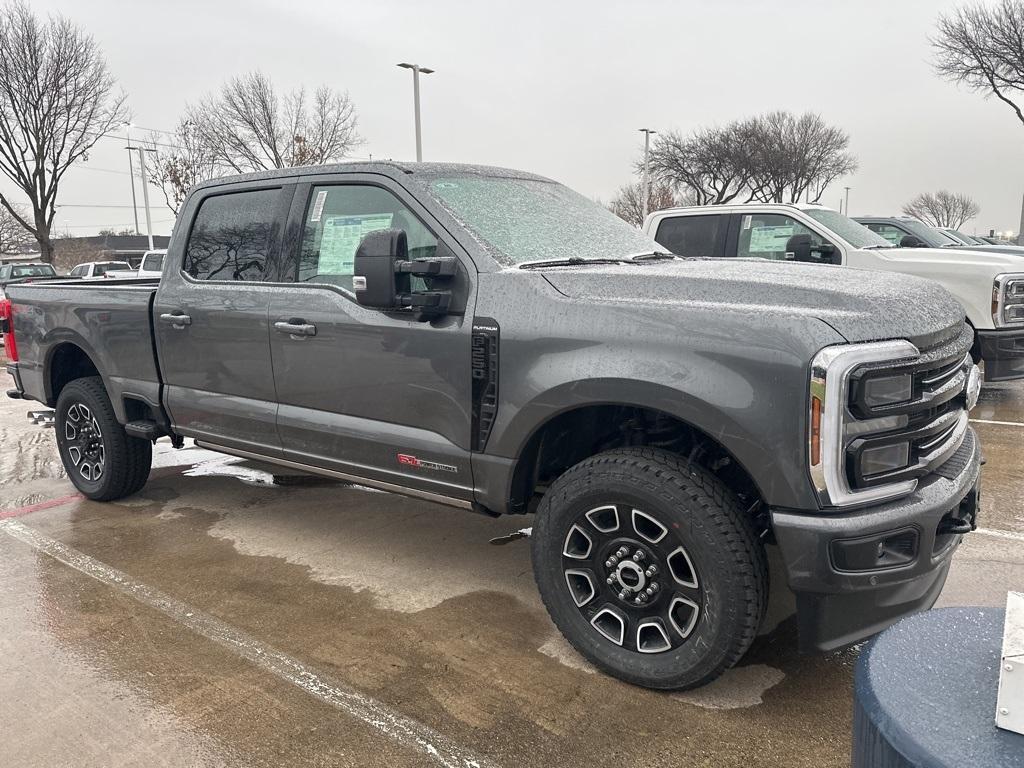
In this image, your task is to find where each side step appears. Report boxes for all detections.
[124,420,165,441]
[27,410,55,428]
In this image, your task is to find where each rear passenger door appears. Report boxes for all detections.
[267,176,476,501]
[154,182,295,456]
[651,214,727,257]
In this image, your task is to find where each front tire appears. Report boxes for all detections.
[55,377,152,501]
[532,447,767,690]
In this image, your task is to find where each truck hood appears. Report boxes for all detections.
[864,246,1024,270]
[540,258,964,348]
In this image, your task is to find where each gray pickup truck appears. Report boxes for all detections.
[4,162,983,690]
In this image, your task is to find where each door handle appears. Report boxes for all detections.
[274,320,317,337]
[159,312,192,328]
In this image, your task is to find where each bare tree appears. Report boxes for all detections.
[902,190,980,228]
[933,1,1024,127]
[0,203,32,254]
[0,2,127,263]
[608,182,687,227]
[145,119,220,215]
[646,125,752,205]
[647,112,856,207]
[187,71,361,173]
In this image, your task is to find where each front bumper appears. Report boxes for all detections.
[977,327,1024,381]
[771,428,981,652]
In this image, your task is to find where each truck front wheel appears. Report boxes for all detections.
[532,447,767,690]
[55,376,152,501]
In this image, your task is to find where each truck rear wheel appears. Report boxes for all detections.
[55,377,152,501]
[532,447,767,690]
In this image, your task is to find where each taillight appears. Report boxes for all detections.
[0,299,16,361]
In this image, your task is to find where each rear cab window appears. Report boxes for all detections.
[654,215,724,257]
[184,188,283,281]
[141,253,164,272]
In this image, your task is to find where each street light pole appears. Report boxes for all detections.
[124,123,140,235]
[639,128,657,222]
[397,63,434,161]
[844,186,851,216]
[134,146,157,251]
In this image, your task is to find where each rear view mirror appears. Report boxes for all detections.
[353,229,407,309]
[899,235,927,248]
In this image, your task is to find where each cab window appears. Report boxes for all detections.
[295,185,437,291]
[184,188,281,281]
[737,214,823,260]
[654,215,722,257]
[864,223,907,246]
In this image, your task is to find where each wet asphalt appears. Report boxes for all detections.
[1,364,1021,768]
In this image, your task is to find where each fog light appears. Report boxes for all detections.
[863,374,913,407]
[861,442,910,476]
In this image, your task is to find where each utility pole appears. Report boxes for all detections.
[639,128,657,221]
[844,186,851,217]
[124,123,140,235]
[397,63,434,161]
[132,146,157,251]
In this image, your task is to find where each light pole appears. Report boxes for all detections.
[397,63,434,162]
[128,145,157,251]
[124,123,140,235]
[639,128,657,222]
[844,186,851,216]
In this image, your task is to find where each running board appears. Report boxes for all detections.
[193,440,475,511]
[27,410,55,428]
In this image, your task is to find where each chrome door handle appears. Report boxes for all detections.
[159,312,191,328]
[274,320,317,337]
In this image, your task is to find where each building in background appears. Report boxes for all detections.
[52,234,171,271]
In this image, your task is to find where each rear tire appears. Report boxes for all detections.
[55,376,152,501]
[531,447,767,690]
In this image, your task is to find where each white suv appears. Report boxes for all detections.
[643,203,1024,381]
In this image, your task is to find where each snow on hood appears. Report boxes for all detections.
[540,258,964,348]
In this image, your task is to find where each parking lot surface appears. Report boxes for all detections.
[1,364,1022,768]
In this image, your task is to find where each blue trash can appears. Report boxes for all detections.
[853,606,1024,767]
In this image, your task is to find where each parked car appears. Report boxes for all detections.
[854,216,1024,258]
[646,204,1024,381]
[1,262,59,337]
[938,228,988,246]
[68,261,133,279]
[5,162,983,691]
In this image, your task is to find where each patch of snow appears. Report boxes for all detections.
[671,664,785,710]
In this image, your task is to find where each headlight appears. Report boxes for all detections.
[809,340,919,508]
[861,373,913,407]
[992,273,1024,327]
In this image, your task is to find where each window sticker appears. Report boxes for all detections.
[318,213,394,274]
[310,190,328,223]
[748,225,795,253]
[741,214,752,230]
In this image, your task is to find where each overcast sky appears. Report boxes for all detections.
[12,0,1024,238]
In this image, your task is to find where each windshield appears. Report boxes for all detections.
[426,176,664,266]
[93,262,130,276]
[10,264,56,279]
[896,219,956,246]
[804,209,893,249]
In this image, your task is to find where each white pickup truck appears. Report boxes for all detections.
[643,203,1024,381]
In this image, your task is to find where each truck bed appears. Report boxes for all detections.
[6,279,162,422]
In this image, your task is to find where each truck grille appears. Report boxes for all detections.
[844,325,974,492]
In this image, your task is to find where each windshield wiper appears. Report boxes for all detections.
[861,244,893,250]
[518,257,630,270]
[629,251,677,262]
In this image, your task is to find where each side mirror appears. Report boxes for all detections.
[353,228,459,316]
[353,229,406,309]
[899,234,926,248]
